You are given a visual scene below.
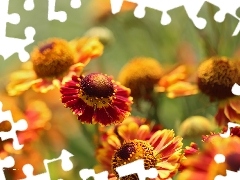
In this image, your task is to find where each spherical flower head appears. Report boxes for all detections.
[31,38,74,78]
[178,116,214,138]
[60,73,133,126]
[112,139,157,180]
[197,57,239,101]
[118,57,163,100]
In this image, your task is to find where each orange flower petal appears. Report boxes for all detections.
[118,122,139,141]
[136,125,151,140]
[224,105,240,123]
[229,98,240,114]
[69,37,104,64]
[166,82,199,98]
[32,79,57,93]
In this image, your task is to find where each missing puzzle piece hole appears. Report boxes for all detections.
[70,0,81,9]
[134,5,146,18]
[24,0,35,11]
[8,13,20,25]
[19,27,36,62]
[22,164,34,177]
[214,11,225,23]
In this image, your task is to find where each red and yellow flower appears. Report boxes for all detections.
[7,37,104,96]
[17,100,52,144]
[178,136,240,180]
[95,119,184,180]
[0,98,51,159]
[60,73,133,126]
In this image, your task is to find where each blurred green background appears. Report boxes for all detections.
[0,0,240,179]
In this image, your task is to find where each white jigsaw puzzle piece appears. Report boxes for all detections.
[116,159,158,180]
[0,102,28,150]
[24,0,35,11]
[232,83,240,96]
[21,164,50,180]
[0,156,15,180]
[205,0,240,22]
[110,0,185,25]
[214,170,240,180]
[70,0,81,9]
[219,122,240,138]
[214,153,240,180]
[20,149,74,180]
[183,0,207,29]
[0,0,36,62]
[206,0,240,36]
[79,169,109,180]
[110,0,240,36]
[48,0,82,21]
[48,0,67,22]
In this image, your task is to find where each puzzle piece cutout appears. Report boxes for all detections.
[0,0,36,62]
[20,149,74,180]
[48,0,82,22]
[205,0,240,36]
[24,0,35,11]
[0,0,83,62]
[0,102,28,150]
[110,0,240,36]
[213,153,240,179]
[116,159,158,180]
[79,159,157,180]
[232,83,240,96]
[79,169,109,180]
[0,156,15,180]
[214,170,240,180]
[220,122,240,138]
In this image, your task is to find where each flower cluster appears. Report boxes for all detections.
[2,7,240,179]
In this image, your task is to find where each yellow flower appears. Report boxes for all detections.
[95,119,184,180]
[118,57,163,101]
[7,37,104,96]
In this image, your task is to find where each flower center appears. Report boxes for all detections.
[197,57,239,100]
[118,57,163,99]
[117,143,136,160]
[31,39,74,78]
[225,152,240,172]
[80,73,114,98]
[112,140,157,180]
